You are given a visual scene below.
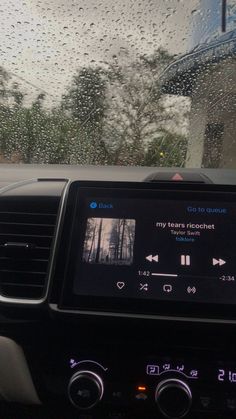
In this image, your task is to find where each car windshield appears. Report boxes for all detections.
[0,0,236,168]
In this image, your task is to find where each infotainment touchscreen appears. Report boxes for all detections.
[59,181,236,317]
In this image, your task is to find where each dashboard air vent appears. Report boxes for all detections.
[0,194,61,301]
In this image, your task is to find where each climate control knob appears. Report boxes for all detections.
[68,370,104,409]
[155,379,192,418]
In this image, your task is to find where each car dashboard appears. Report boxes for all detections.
[0,164,236,419]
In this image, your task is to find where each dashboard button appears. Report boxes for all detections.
[68,370,104,409]
[135,392,148,401]
[199,395,212,410]
[155,379,192,418]
[225,396,236,412]
[108,386,128,405]
[195,392,218,413]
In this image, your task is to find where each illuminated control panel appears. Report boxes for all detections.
[66,356,236,418]
[146,363,199,380]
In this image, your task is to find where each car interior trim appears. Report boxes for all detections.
[0,336,40,404]
[0,178,70,305]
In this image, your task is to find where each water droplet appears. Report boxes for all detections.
[191,9,200,16]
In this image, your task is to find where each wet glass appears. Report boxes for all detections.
[0,0,236,168]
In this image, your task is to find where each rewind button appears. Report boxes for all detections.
[146,254,159,263]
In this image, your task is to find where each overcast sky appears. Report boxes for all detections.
[0,0,199,106]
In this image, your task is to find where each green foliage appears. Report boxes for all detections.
[62,67,109,164]
[144,130,188,167]
[63,67,107,124]
[0,51,188,167]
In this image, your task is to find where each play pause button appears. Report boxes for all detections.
[181,255,191,266]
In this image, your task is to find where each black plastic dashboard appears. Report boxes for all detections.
[0,165,236,419]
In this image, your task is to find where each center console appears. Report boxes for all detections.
[2,178,236,419]
[42,180,236,418]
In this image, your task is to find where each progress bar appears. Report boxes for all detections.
[151,273,178,277]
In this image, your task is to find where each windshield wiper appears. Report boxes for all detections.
[222,0,227,32]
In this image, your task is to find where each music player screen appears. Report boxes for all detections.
[71,186,236,305]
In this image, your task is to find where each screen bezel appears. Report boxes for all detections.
[58,180,236,320]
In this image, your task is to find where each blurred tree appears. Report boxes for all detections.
[62,67,108,164]
[0,67,12,103]
[0,68,24,107]
[0,68,25,160]
[103,48,187,166]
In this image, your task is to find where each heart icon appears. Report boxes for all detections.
[117,282,125,290]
